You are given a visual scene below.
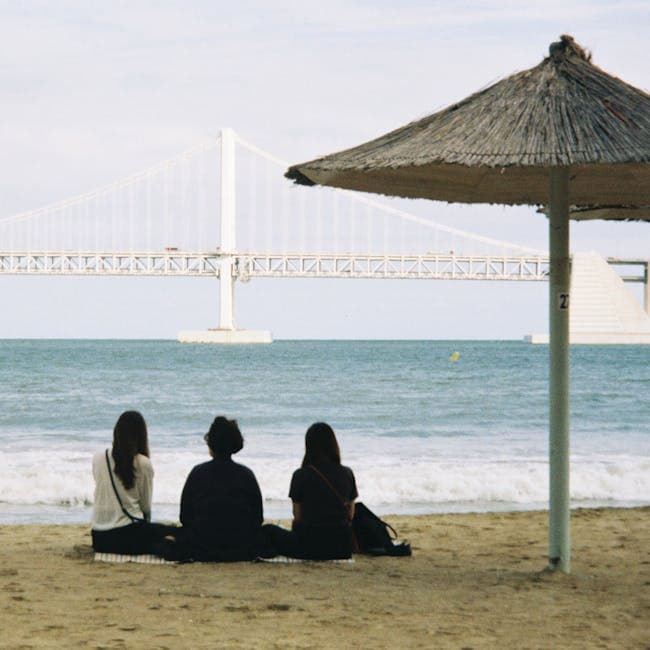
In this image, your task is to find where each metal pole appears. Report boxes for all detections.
[548,167,571,573]
[643,260,650,316]
[219,128,236,330]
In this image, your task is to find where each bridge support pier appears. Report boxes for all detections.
[643,260,650,316]
[219,128,237,331]
[178,128,271,344]
[218,263,236,329]
[177,328,272,344]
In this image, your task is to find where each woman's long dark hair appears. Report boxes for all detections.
[301,422,341,467]
[111,411,150,490]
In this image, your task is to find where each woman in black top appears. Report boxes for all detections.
[261,422,357,560]
[171,416,263,561]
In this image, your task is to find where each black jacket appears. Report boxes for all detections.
[180,457,263,560]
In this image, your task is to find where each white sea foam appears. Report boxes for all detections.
[1,446,648,516]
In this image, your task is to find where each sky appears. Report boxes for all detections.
[0,0,648,339]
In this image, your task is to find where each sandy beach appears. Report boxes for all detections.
[1,507,648,649]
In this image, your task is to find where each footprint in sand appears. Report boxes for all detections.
[267,603,291,611]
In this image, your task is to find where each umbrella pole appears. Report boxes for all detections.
[548,167,571,573]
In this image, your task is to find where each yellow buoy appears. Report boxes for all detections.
[449,351,460,362]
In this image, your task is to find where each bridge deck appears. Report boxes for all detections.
[0,251,550,281]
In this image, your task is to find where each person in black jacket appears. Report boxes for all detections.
[261,422,357,560]
[172,416,263,561]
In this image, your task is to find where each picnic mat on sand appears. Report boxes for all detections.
[94,552,354,564]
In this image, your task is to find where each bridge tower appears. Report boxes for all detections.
[218,126,236,330]
[177,128,272,344]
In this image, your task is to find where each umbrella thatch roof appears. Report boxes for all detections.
[568,205,650,221]
[286,35,650,212]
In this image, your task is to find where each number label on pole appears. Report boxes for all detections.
[558,293,569,310]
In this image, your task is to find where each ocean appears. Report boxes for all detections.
[0,339,648,524]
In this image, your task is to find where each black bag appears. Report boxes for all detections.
[352,502,411,557]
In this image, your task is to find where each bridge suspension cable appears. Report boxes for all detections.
[1,129,547,262]
[236,135,546,257]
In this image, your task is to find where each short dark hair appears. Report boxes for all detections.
[112,410,150,490]
[204,416,243,457]
[301,422,341,467]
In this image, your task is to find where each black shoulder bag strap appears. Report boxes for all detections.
[308,465,352,521]
[105,449,145,523]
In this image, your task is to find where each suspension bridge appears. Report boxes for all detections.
[0,129,647,342]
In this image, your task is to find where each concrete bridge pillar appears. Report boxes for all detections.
[643,260,650,316]
[178,128,272,343]
[219,127,236,330]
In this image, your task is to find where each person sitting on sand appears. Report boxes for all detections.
[171,416,263,561]
[91,410,177,555]
[261,422,358,560]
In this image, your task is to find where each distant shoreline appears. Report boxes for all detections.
[0,337,527,342]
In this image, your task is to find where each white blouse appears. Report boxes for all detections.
[91,450,153,531]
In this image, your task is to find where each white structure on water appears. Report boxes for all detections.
[0,128,647,344]
[178,128,272,343]
[526,253,650,344]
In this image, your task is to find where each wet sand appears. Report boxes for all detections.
[0,507,648,648]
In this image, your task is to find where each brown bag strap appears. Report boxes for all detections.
[105,449,145,523]
[308,465,352,519]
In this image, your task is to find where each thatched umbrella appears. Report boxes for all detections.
[286,35,650,573]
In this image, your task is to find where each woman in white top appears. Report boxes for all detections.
[91,411,176,555]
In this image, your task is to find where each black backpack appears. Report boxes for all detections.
[352,502,412,556]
